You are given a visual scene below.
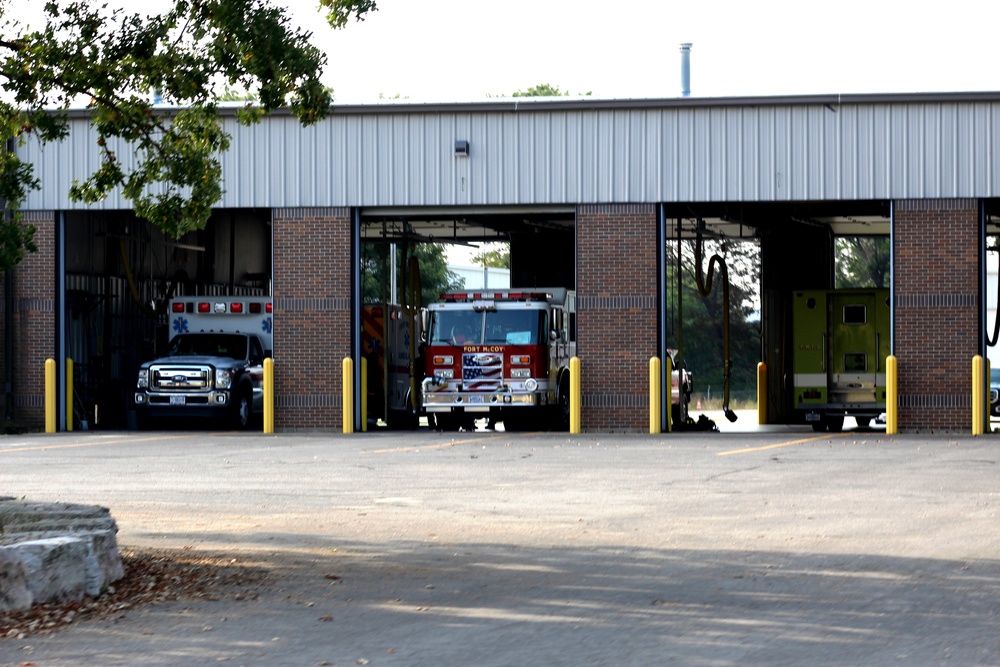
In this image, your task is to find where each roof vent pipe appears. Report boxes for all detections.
[679,43,692,97]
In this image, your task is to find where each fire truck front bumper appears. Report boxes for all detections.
[421,376,553,411]
[422,390,547,411]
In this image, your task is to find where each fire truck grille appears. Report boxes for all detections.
[150,365,211,391]
[462,353,503,391]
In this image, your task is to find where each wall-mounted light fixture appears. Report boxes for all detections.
[455,140,470,157]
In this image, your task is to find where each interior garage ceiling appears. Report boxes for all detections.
[359,201,895,247]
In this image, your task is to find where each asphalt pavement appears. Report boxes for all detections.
[0,417,998,666]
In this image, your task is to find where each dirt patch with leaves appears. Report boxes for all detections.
[0,547,268,640]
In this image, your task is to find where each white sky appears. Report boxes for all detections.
[7,0,1000,101]
[299,0,1000,102]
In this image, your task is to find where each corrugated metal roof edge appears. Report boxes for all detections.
[58,90,1000,120]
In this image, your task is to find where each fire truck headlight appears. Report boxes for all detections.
[436,369,454,379]
[510,368,530,378]
[510,355,531,365]
[215,369,233,389]
[432,355,454,365]
[524,378,538,392]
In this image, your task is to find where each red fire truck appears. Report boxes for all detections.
[422,289,575,431]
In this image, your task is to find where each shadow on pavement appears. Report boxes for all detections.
[8,538,998,667]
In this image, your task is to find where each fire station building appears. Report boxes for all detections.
[6,91,1000,433]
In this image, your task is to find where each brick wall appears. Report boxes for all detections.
[893,199,978,432]
[577,204,658,431]
[3,212,56,430]
[272,208,351,432]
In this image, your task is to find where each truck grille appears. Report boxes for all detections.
[462,352,503,391]
[150,365,211,391]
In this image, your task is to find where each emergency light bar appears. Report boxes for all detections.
[439,291,552,302]
[171,300,273,314]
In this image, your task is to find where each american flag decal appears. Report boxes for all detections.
[463,353,503,391]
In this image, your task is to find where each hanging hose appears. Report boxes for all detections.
[694,223,737,422]
[400,244,422,414]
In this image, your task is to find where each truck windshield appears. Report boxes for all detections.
[484,310,545,345]
[429,309,545,345]
[168,334,247,360]
[429,310,484,345]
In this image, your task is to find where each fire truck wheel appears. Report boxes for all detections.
[435,413,461,431]
[503,411,537,432]
[811,421,827,432]
[231,389,252,429]
[556,381,571,431]
[827,416,845,432]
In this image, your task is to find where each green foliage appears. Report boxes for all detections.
[218,87,260,102]
[513,83,567,97]
[362,243,464,308]
[512,83,592,98]
[319,0,378,28]
[469,244,510,269]
[835,236,889,288]
[0,0,376,272]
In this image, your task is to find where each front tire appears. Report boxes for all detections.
[231,389,251,429]
[555,378,571,431]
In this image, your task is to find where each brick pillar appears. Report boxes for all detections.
[577,204,658,431]
[272,208,352,432]
[5,212,57,430]
[893,199,979,432]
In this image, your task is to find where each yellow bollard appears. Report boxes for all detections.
[66,358,74,432]
[45,358,56,433]
[569,356,581,434]
[342,357,354,434]
[263,358,274,434]
[886,355,898,435]
[757,362,767,425]
[649,356,661,434]
[361,356,368,432]
[973,355,984,436]
[665,355,673,433]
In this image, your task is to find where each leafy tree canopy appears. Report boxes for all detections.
[469,243,510,269]
[362,242,464,308]
[835,236,889,288]
[0,0,376,272]
[512,83,591,98]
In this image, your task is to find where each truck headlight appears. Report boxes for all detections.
[137,369,148,389]
[511,368,530,378]
[215,369,233,389]
[435,369,454,379]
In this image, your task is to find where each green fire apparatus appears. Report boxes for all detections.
[792,289,890,431]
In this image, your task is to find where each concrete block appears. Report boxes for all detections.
[14,536,90,605]
[0,548,32,611]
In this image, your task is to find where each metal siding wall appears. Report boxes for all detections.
[17,100,1000,210]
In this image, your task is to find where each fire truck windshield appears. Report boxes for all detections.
[430,309,545,346]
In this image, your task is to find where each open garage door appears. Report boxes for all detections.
[62,209,272,430]
[661,200,890,430]
[357,206,576,432]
